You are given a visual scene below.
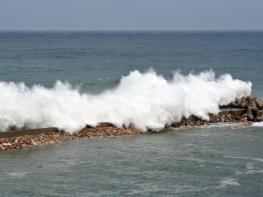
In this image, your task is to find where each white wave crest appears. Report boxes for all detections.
[0,69,252,133]
[220,177,240,187]
[252,122,263,127]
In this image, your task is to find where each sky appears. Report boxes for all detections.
[0,0,263,31]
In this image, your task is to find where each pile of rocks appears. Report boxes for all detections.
[0,133,62,150]
[75,123,140,138]
[0,124,140,151]
[170,113,245,128]
[230,96,263,121]
[171,96,263,128]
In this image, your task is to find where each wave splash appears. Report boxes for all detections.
[0,70,251,133]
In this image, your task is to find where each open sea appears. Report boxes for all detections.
[0,31,263,196]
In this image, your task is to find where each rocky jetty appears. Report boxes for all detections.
[1,96,262,152]
[222,96,263,121]
[171,96,263,128]
[0,124,140,151]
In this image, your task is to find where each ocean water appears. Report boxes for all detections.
[0,31,263,196]
[0,31,263,94]
[0,126,263,196]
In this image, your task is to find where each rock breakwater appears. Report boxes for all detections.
[171,96,263,128]
[223,96,263,121]
[0,124,140,151]
[1,96,262,152]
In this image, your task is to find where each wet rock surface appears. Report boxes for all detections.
[171,96,263,128]
[0,96,262,152]
[0,125,140,151]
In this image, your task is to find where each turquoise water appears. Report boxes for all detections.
[0,31,263,196]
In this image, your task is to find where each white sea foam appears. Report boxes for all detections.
[225,156,263,163]
[0,69,252,133]
[7,172,28,178]
[252,122,263,127]
[220,177,240,187]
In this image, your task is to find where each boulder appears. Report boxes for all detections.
[248,100,258,111]
[256,115,263,121]
[219,108,246,117]
[235,97,242,107]
[97,122,117,128]
[0,144,6,150]
[255,98,263,109]
[247,96,254,102]
[256,110,263,118]
[243,108,254,121]
[240,97,247,108]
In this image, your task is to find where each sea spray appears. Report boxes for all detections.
[0,70,252,133]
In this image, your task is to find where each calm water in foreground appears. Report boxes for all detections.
[0,126,262,196]
[0,31,263,196]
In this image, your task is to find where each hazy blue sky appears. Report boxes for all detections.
[0,0,262,31]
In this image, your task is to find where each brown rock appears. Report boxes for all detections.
[248,100,258,111]
[255,98,263,109]
[235,97,242,107]
[256,110,263,118]
[256,115,263,121]
[0,144,6,150]
[243,109,254,121]
[247,96,254,102]
[240,97,247,108]
[97,122,116,128]
[2,142,12,146]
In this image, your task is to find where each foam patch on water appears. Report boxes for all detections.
[236,163,263,175]
[220,177,240,187]
[7,172,28,178]
[225,156,263,163]
[246,163,263,174]
[0,69,252,133]
[252,122,263,127]
[170,122,248,132]
[199,122,248,129]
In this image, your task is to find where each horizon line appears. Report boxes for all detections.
[0,29,263,33]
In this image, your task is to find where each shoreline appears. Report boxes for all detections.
[1,96,262,152]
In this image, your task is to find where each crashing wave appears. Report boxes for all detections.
[0,69,251,133]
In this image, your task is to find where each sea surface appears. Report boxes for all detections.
[0,31,263,196]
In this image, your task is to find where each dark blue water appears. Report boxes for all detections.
[0,32,263,196]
